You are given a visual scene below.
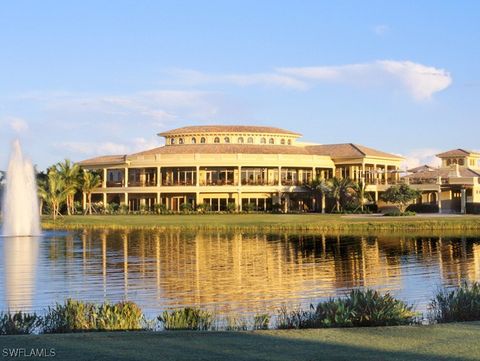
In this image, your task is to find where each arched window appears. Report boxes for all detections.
[447,159,451,166]
[214,137,220,143]
[280,139,286,145]
[459,158,464,166]
[269,138,274,144]
[224,137,230,143]
[247,137,254,144]
[238,137,244,144]
[170,138,175,145]
[200,137,206,144]
[191,137,196,144]
[178,138,184,144]
[260,137,266,144]
[287,139,291,145]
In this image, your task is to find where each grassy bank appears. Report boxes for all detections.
[41,213,480,232]
[1,322,479,361]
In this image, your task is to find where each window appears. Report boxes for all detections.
[459,158,464,166]
[214,137,220,143]
[200,137,206,144]
[238,137,244,143]
[247,137,254,144]
[287,139,291,145]
[447,159,451,166]
[178,138,184,144]
[260,137,266,144]
[170,138,175,145]
[280,139,285,145]
[224,137,230,143]
[269,138,274,144]
[191,137,196,144]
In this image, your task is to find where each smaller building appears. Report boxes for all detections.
[405,149,480,213]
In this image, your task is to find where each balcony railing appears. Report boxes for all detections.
[106,180,124,187]
[162,180,196,186]
[200,180,235,186]
[241,179,277,186]
[128,180,157,187]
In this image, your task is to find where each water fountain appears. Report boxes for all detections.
[1,140,41,237]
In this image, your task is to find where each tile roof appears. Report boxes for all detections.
[306,143,403,159]
[436,149,480,157]
[158,125,301,136]
[407,167,480,179]
[129,144,312,157]
[77,155,126,166]
[408,165,436,173]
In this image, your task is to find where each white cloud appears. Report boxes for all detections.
[400,148,443,170]
[55,141,130,155]
[278,60,452,100]
[373,24,389,36]
[166,69,308,90]
[4,116,29,133]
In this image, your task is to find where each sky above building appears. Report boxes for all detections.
[1,1,479,170]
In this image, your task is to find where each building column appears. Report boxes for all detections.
[157,167,161,187]
[196,166,200,187]
[437,187,442,214]
[157,192,161,206]
[461,188,467,214]
[82,192,87,212]
[238,166,242,186]
[321,193,326,214]
[103,168,107,188]
[238,192,242,211]
[385,164,389,185]
[103,192,107,207]
[278,166,282,186]
[124,192,129,211]
[373,164,378,184]
[124,167,129,188]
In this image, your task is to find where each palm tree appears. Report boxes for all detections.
[306,178,331,212]
[352,180,371,212]
[38,168,68,220]
[326,177,356,212]
[82,171,101,215]
[56,159,81,215]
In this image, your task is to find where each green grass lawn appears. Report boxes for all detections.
[2,323,480,361]
[41,213,480,232]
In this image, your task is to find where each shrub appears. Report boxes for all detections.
[196,203,211,214]
[406,203,439,213]
[314,289,416,327]
[271,203,283,213]
[429,282,480,323]
[180,202,193,214]
[118,204,129,215]
[276,306,316,329]
[253,313,270,330]
[105,202,119,215]
[243,203,256,213]
[154,204,169,215]
[383,211,416,217]
[42,299,144,333]
[158,308,214,331]
[0,311,40,335]
[227,202,237,213]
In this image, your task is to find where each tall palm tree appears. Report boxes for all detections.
[352,180,371,212]
[306,178,331,212]
[56,159,81,215]
[38,168,68,220]
[82,171,101,215]
[326,177,356,212]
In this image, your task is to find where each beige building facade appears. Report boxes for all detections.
[78,125,403,212]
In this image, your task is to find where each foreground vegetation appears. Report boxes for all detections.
[41,213,480,232]
[2,323,480,361]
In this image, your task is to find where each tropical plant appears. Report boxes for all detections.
[326,177,356,212]
[380,184,421,213]
[158,308,214,331]
[38,167,69,220]
[352,180,371,212]
[56,159,81,215]
[429,282,480,323]
[0,311,40,335]
[42,299,144,333]
[81,171,102,215]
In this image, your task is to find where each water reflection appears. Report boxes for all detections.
[0,230,479,316]
[2,236,39,311]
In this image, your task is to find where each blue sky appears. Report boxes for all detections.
[1,1,479,170]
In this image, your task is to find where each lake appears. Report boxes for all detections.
[1,229,479,318]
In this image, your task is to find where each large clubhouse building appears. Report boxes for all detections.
[78,125,480,213]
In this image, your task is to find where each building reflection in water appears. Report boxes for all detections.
[2,236,39,311]
[1,230,480,316]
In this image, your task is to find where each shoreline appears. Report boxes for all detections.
[40,213,480,232]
